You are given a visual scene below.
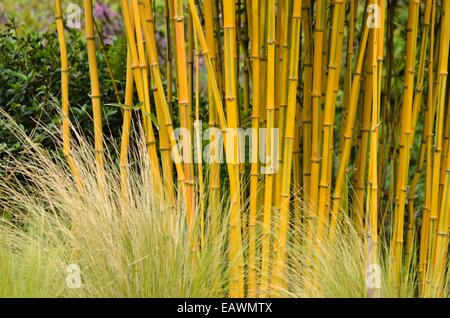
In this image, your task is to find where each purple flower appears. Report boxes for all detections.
[94,2,122,45]
[0,8,8,25]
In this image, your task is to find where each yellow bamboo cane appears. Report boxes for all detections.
[367,0,383,298]
[419,0,436,295]
[129,0,163,199]
[223,0,244,297]
[259,0,276,297]
[317,0,345,238]
[353,53,373,232]
[83,0,105,186]
[426,0,450,295]
[193,31,205,248]
[390,0,420,281]
[330,23,369,236]
[187,0,245,297]
[55,0,83,191]
[271,0,290,296]
[139,0,176,208]
[119,50,134,202]
[204,0,221,237]
[247,0,261,298]
[172,0,196,228]
[271,0,303,294]
[302,0,312,215]
[273,0,290,214]
[309,0,325,218]
[406,0,433,260]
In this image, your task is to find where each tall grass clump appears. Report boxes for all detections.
[284,210,422,298]
[1,111,449,297]
[0,115,229,297]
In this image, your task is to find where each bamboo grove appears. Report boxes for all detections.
[54,0,450,297]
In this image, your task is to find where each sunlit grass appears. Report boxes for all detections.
[0,112,448,298]
[0,116,228,297]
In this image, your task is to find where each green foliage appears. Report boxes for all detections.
[0,23,126,164]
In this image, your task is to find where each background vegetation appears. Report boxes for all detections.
[1,0,449,298]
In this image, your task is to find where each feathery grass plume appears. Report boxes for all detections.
[279,202,422,298]
[1,109,449,297]
[0,110,229,297]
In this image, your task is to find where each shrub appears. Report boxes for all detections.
[0,22,126,165]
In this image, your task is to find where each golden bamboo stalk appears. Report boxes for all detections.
[367,0,383,298]
[172,0,196,228]
[301,0,312,213]
[406,0,433,260]
[309,0,325,218]
[259,0,276,297]
[83,0,105,185]
[247,0,261,298]
[119,49,133,201]
[317,0,345,238]
[187,0,245,297]
[426,0,450,295]
[140,0,176,208]
[193,30,205,248]
[204,0,221,237]
[55,0,83,191]
[271,0,303,294]
[223,0,244,297]
[390,0,420,281]
[353,29,374,231]
[419,0,436,295]
[129,0,163,199]
[330,23,369,235]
